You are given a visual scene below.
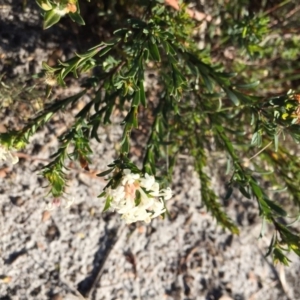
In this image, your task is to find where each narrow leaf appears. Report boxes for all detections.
[239,185,251,199]
[139,81,146,107]
[235,81,260,89]
[97,191,106,198]
[225,88,240,106]
[69,12,85,25]
[264,198,287,217]
[148,40,161,62]
[224,186,233,200]
[43,10,61,29]
[103,196,112,212]
[132,90,140,106]
[98,46,113,57]
[97,168,114,177]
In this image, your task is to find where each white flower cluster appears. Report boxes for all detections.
[0,145,18,165]
[104,169,173,224]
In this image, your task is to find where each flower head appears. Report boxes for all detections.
[101,169,173,224]
[44,198,61,211]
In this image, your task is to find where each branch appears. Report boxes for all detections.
[164,0,212,21]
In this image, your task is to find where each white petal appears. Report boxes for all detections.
[140,173,156,190]
[159,187,173,200]
[121,169,140,185]
[121,206,152,224]
[138,188,154,209]
[150,199,166,219]
[149,182,160,197]
[117,198,135,214]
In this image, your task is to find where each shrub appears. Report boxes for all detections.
[1,0,300,265]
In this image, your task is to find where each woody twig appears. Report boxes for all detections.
[164,0,212,21]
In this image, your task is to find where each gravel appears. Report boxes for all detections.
[0,1,299,300]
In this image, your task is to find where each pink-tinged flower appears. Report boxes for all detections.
[44,198,61,211]
[124,181,139,200]
[101,169,173,224]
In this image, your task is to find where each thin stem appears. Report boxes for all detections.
[249,128,283,161]
[249,140,273,161]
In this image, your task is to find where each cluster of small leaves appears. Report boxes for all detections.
[261,147,300,208]
[250,91,300,149]
[16,90,85,148]
[224,14,270,57]
[42,118,92,196]
[214,0,300,96]
[1,0,300,265]
[36,0,85,29]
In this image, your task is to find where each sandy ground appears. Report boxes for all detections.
[0,1,300,300]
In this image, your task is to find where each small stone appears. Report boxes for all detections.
[77,232,85,239]
[36,242,45,250]
[10,196,25,207]
[0,276,12,283]
[0,123,7,133]
[89,207,95,216]
[45,224,60,242]
[0,167,9,178]
[50,294,63,300]
[42,210,51,222]
[219,296,234,300]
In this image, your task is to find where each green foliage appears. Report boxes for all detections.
[225,14,270,57]
[1,0,300,265]
[37,0,85,29]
